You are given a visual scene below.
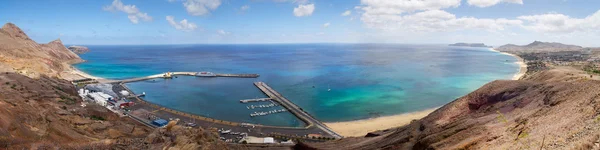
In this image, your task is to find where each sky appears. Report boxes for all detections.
[1,0,599,46]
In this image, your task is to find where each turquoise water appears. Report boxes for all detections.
[75,44,519,127]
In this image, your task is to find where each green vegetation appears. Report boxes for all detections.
[59,95,76,105]
[90,115,105,121]
[496,111,508,123]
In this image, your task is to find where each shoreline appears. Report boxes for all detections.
[489,48,528,80]
[67,48,525,137]
[323,48,529,137]
[324,108,437,137]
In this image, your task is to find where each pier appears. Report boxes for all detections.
[103,72,260,83]
[254,82,343,139]
[246,103,278,109]
[240,98,273,103]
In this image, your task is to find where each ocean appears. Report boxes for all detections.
[74,44,519,127]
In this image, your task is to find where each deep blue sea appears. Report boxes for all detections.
[75,44,519,127]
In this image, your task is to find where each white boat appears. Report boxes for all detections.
[195,72,216,77]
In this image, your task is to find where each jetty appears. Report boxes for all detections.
[103,72,260,83]
[254,82,343,139]
[246,103,278,109]
[240,98,273,103]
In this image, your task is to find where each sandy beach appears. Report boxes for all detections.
[489,48,528,80]
[324,108,437,137]
[324,48,528,137]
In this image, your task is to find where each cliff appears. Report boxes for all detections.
[497,41,583,53]
[301,68,600,149]
[0,23,82,78]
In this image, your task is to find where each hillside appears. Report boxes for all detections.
[0,72,240,149]
[496,41,583,53]
[0,23,82,78]
[301,68,600,149]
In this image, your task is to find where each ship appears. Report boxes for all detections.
[195,71,217,77]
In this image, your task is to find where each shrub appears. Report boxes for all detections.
[90,115,105,121]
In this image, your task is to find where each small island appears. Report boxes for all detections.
[68,45,90,54]
[449,43,492,48]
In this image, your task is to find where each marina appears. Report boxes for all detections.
[250,109,288,117]
[246,102,279,109]
[240,98,273,103]
[84,77,344,143]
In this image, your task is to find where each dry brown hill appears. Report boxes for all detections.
[496,41,583,53]
[0,72,240,149]
[299,68,600,150]
[0,23,82,78]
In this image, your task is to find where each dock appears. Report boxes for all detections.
[240,98,273,103]
[254,82,343,139]
[105,72,260,83]
[216,74,259,78]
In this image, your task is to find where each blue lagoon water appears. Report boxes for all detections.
[75,44,519,127]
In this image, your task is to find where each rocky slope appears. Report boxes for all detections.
[300,68,600,150]
[68,45,90,54]
[0,72,240,149]
[497,41,583,53]
[0,23,240,149]
[0,23,82,78]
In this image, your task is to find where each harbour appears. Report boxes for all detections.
[73,73,342,144]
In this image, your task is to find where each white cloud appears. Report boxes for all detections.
[275,0,309,4]
[360,0,461,15]
[183,0,221,16]
[467,0,523,8]
[103,0,153,24]
[323,23,330,28]
[518,10,600,33]
[293,4,315,17]
[341,10,352,16]
[166,16,198,31]
[359,0,522,32]
[240,5,250,12]
[217,29,231,35]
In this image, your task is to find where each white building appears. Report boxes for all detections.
[239,136,276,144]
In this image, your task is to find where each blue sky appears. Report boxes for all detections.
[1,0,599,46]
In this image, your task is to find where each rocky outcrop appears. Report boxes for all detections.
[497,41,583,53]
[0,23,32,41]
[0,23,82,78]
[68,46,90,54]
[302,68,600,149]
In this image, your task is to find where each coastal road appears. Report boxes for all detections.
[255,82,343,139]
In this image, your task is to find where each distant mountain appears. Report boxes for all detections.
[68,45,90,54]
[0,23,82,77]
[449,43,492,48]
[496,41,583,53]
